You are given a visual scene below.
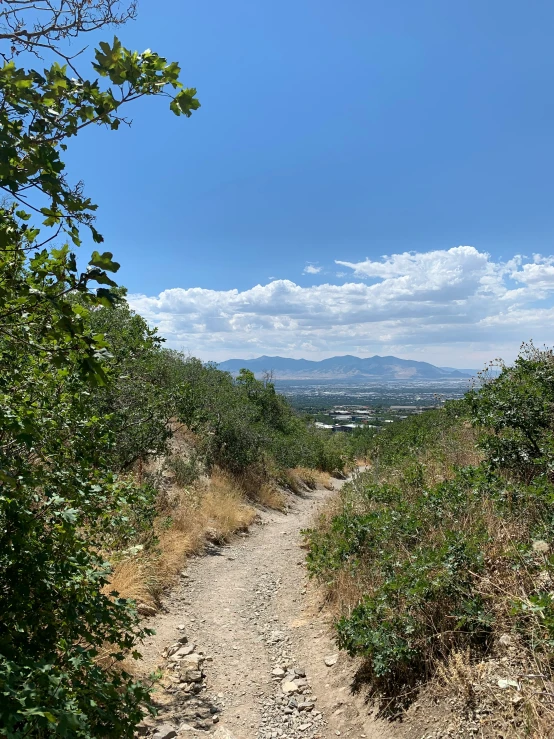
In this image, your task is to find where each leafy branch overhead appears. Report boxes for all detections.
[0,1,199,381]
[0,37,199,247]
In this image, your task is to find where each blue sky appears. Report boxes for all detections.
[64,0,554,364]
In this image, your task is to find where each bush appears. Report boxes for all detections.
[167,453,203,486]
[174,362,352,477]
[305,344,554,718]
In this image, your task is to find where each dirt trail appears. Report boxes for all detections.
[137,479,397,739]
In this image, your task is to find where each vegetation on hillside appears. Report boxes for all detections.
[2,271,354,737]
[305,343,554,735]
[0,0,356,731]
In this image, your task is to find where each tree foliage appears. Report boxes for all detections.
[0,2,199,735]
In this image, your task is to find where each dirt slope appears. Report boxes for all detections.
[136,479,397,739]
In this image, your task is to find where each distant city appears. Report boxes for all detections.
[274,378,469,422]
[310,401,439,433]
[217,354,482,418]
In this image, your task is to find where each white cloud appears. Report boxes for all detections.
[303,263,322,275]
[509,255,554,290]
[128,246,554,365]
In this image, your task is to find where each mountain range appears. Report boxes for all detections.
[217,355,475,381]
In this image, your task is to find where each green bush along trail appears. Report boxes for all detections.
[305,343,554,730]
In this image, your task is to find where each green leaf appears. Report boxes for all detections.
[86,267,118,287]
[89,251,121,273]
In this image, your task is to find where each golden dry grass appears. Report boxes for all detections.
[435,648,476,702]
[279,466,334,494]
[291,466,333,490]
[230,464,288,510]
[255,482,287,510]
[107,469,256,610]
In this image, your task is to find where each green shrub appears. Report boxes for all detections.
[336,533,491,679]
[173,362,352,477]
[306,345,554,710]
[168,454,203,486]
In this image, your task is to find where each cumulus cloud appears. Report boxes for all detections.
[509,255,554,290]
[303,263,322,275]
[128,246,554,364]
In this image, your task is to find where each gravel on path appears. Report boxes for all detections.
[136,477,393,739]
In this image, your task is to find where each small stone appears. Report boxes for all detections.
[281,681,298,694]
[153,725,177,739]
[179,653,204,669]
[169,644,195,660]
[184,669,203,682]
[272,667,286,677]
[498,678,519,689]
[324,654,338,667]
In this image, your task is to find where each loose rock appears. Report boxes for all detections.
[152,725,177,739]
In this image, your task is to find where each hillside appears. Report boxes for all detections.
[218,354,472,381]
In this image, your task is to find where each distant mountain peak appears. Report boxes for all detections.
[217,355,474,381]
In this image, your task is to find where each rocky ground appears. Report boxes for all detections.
[134,477,396,739]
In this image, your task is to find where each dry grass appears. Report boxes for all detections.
[292,466,333,490]
[436,648,477,702]
[107,468,256,611]
[279,468,305,495]
[232,465,289,510]
[255,482,287,510]
[280,466,334,494]
[431,641,554,739]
